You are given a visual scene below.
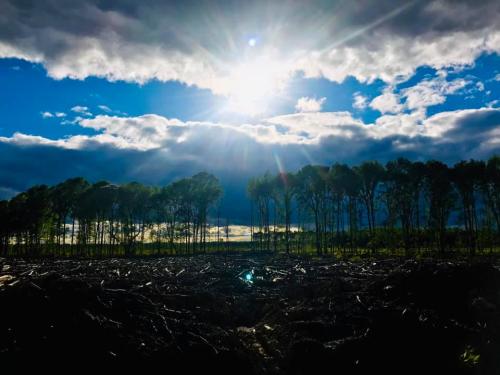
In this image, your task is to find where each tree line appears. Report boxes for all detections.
[247,156,500,256]
[1,157,499,258]
[0,172,223,257]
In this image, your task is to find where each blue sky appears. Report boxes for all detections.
[0,0,499,220]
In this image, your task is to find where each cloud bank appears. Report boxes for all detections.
[1,107,498,192]
[0,0,499,93]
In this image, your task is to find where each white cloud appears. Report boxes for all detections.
[370,91,403,114]
[16,106,498,152]
[494,73,500,81]
[41,111,66,118]
[369,76,471,115]
[78,115,185,150]
[71,106,92,116]
[61,116,84,126]
[98,105,112,112]
[353,92,368,110]
[2,107,499,199]
[264,111,363,143]
[295,97,326,113]
[402,77,469,110]
[298,30,500,86]
[0,1,498,93]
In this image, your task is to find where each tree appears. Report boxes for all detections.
[424,161,455,253]
[385,158,417,253]
[355,161,385,234]
[482,156,500,234]
[64,178,90,250]
[51,177,90,253]
[247,173,274,251]
[452,160,484,255]
[328,164,346,253]
[18,185,52,255]
[273,172,296,254]
[116,182,152,256]
[190,172,223,253]
[338,165,362,253]
[295,165,329,255]
[0,200,9,256]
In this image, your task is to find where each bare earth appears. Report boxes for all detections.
[0,254,499,374]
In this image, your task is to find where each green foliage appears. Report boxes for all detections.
[461,346,480,366]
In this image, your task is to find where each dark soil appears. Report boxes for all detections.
[0,254,499,374]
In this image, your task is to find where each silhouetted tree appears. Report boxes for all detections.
[424,161,455,253]
[2,157,500,258]
[295,165,329,255]
[247,173,273,251]
[452,160,484,255]
[272,172,296,253]
[355,161,385,235]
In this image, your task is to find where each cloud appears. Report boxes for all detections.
[296,1,500,85]
[78,115,185,150]
[370,76,471,114]
[98,105,111,112]
[0,0,498,93]
[370,91,403,114]
[61,116,84,125]
[71,105,92,116]
[353,92,368,110]
[41,111,66,118]
[96,104,127,116]
[3,107,498,159]
[402,77,469,110]
[487,99,499,108]
[295,97,326,113]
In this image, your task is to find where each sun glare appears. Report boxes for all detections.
[224,56,288,116]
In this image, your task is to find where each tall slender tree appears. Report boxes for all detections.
[355,161,385,234]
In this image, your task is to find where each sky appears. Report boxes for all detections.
[0,0,499,221]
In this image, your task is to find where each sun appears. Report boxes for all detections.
[224,56,288,116]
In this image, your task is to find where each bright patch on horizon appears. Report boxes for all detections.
[248,38,257,47]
